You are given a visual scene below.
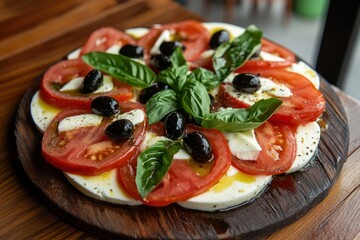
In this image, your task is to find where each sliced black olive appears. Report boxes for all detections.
[183,132,213,163]
[119,44,144,59]
[233,73,261,94]
[159,41,186,56]
[209,30,230,49]
[164,111,186,140]
[150,54,172,71]
[105,119,134,141]
[91,96,120,117]
[81,69,103,94]
[138,82,169,104]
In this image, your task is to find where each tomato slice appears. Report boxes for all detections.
[232,121,296,175]
[117,123,231,206]
[219,69,326,124]
[39,59,133,109]
[137,20,210,63]
[80,27,136,56]
[41,102,147,175]
[237,39,296,72]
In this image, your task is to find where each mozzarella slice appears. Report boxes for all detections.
[30,91,61,133]
[125,27,149,39]
[289,61,320,89]
[150,29,172,55]
[114,109,145,126]
[178,165,272,211]
[202,22,245,39]
[223,129,261,160]
[59,75,113,93]
[64,170,141,205]
[287,121,321,173]
[58,114,103,132]
[260,51,286,62]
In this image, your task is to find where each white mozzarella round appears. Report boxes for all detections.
[64,170,141,205]
[202,22,245,39]
[223,129,261,160]
[287,121,321,173]
[30,91,61,133]
[178,166,272,211]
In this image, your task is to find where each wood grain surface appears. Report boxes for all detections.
[1,0,360,239]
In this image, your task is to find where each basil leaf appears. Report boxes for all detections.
[201,98,282,132]
[187,68,221,90]
[136,140,182,198]
[213,25,262,79]
[170,47,187,67]
[82,52,156,88]
[157,65,188,92]
[146,89,180,124]
[180,80,210,123]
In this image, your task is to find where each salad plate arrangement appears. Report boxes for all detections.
[15,21,348,238]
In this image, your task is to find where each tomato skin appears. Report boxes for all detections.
[39,59,133,109]
[220,69,326,124]
[41,102,147,175]
[237,39,296,72]
[117,123,232,206]
[80,27,136,56]
[232,121,297,175]
[137,20,210,63]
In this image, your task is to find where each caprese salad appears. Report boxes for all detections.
[31,21,326,211]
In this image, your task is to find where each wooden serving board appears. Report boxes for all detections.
[14,71,349,239]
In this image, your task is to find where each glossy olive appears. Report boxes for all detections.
[119,44,144,59]
[164,111,186,140]
[183,132,213,163]
[81,69,103,94]
[138,82,169,104]
[150,54,172,71]
[105,119,134,141]
[209,30,230,49]
[91,96,120,117]
[233,73,261,94]
[159,41,186,56]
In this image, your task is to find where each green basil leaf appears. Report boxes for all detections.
[213,25,262,79]
[180,80,210,123]
[136,140,182,198]
[146,89,180,124]
[157,65,188,92]
[187,68,221,90]
[201,98,282,132]
[170,47,187,67]
[82,52,156,88]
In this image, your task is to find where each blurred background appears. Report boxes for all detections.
[178,0,360,100]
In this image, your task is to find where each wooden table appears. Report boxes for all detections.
[1,0,359,239]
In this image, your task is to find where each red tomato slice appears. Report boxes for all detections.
[237,39,296,72]
[137,20,210,63]
[117,123,231,206]
[232,121,296,175]
[219,69,326,124]
[80,27,136,56]
[39,59,133,109]
[41,102,147,175]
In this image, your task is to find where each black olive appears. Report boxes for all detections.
[183,132,213,163]
[151,54,172,70]
[91,96,120,117]
[138,82,169,104]
[164,111,186,140]
[119,44,144,59]
[209,30,230,49]
[105,119,134,141]
[81,69,103,94]
[233,73,261,94]
[159,41,186,56]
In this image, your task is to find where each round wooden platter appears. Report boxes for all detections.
[15,73,348,239]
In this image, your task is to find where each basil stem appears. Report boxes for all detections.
[146,89,180,124]
[136,140,182,198]
[201,98,282,132]
[82,52,156,88]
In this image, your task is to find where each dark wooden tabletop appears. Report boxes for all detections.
[0,0,359,239]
